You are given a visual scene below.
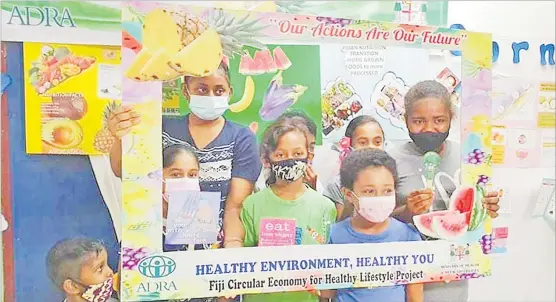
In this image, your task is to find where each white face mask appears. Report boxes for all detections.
[354,194,396,223]
[164,177,200,194]
[189,95,229,121]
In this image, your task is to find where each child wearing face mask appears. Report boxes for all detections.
[324,115,385,221]
[254,111,324,193]
[241,120,337,302]
[46,237,118,302]
[162,144,201,252]
[321,149,423,302]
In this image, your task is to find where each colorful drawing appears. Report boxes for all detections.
[322,77,363,136]
[370,72,409,130]
[229,76,255,113]
[436,67,460,93]
[24,42,120,155]
[28,45,96,95]
[239,46,292,75]
[259,71,308,121]
[414,185,487,240]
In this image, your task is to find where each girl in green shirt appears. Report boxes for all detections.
[241,118,337,302]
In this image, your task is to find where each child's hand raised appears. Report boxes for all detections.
[305,166,318,190]
[407,189,434,215]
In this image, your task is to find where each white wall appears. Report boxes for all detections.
[448,2,555,302]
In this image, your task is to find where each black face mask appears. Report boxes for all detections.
[409,131,449,153]
[271,158,308,182]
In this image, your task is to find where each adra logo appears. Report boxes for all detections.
[7,6,76,28]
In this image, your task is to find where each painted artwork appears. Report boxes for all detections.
[23,43,120,155]
[118,2,493,301]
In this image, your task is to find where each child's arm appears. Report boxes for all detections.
[406,283,423,302]
[240,197,257,247]
[319,289,336,299]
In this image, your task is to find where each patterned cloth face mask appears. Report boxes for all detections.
[79,277,114,302]
[271,158,308,182]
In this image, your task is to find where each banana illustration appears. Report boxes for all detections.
[230,76,255,113]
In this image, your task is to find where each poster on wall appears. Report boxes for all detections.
[23,43,120,155]
[116,2,494,301]
[1,1,449,46]
[489,76,555,168]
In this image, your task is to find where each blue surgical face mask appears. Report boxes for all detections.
[189,95,229,121]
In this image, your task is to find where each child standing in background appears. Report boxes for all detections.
[322,149,423,302]
[46,237,118,302]
[241,120,336,302]
[324,115,385,220]
[161,144,201,252]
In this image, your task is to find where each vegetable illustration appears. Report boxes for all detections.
[229,76,255,113]
[259,71,307,121]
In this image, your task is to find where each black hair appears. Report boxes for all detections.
[182,61,231,88]
[46,237,105,289]
[340,148,398,190]
[344,115,384,146]
[261,119,310,185]
[163,144,199,169]
[404,80,452,117]
[278,111,317,137]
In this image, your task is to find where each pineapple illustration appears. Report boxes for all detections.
[93,101,118,153]
[129,7,269,81]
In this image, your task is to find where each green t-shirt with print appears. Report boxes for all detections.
[241,187,337,302]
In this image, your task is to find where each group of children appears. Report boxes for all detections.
[47,110,426,302]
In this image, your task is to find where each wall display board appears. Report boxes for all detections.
[118,2,493,301]
[23,43,120,155]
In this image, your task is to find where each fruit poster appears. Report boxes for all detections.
[118,2,494,301]
[23,42,120,155]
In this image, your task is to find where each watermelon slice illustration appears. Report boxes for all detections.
[449,185,488,231]
[253,49,276,74]
[239,53,255,75]
[413,210,456,238]
[122,30,142,54]
[431,212,468,240]
[273,46,292,71]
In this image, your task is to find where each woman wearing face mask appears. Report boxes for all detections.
[387,80,500,302]
[107,61,261,255]
[241,120,336,302]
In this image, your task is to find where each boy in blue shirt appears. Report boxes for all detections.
[323,149,423,302]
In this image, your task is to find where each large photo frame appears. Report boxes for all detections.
[118,2,493,301]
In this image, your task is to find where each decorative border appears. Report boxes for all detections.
[121,3,492,301]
